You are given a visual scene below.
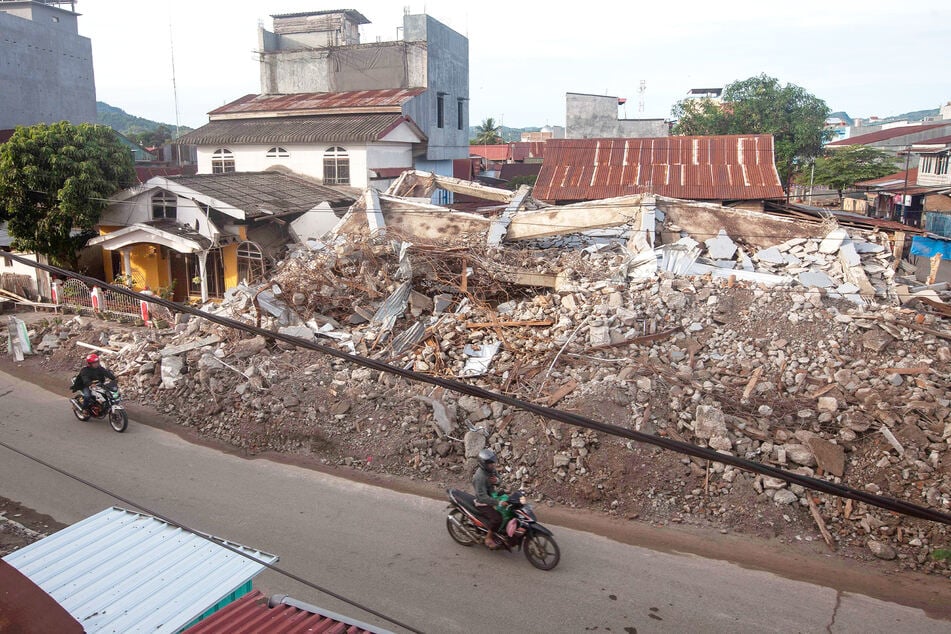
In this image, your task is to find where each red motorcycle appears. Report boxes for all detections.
[445,488,560,570]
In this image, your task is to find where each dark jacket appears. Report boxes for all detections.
[78,365,116,388]
[472,466,498,506]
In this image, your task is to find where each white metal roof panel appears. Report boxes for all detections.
[3,507,279,633]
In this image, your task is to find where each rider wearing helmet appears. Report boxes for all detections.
[472,448,507,548]
[76,353,117,415]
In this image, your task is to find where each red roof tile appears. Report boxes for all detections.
[827,123,951,146]
[533,135,784,202]
[209,89,427,117]
[184,591,378,634]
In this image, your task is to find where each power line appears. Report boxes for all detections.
[5,251,950,526]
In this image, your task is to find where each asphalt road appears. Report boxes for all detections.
[0,367,948,633]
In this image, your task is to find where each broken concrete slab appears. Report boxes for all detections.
[799,271,834,288]
[160,335,221,357]
[753,247,785,264]
[704,229,737,260]
[819,228,849,254]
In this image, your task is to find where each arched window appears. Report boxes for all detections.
[266,147,290,158]
[236,241,267,284]
[151,191,177,220]
[211,148,235,174]
[323,146,349,185]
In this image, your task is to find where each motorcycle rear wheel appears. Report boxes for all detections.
[446,510,477,546]
[524,532,560,570]
[110,409,128,433]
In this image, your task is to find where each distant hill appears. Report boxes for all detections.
[468,125,542,143]
[96,102,192,138]
[877,108,940,124]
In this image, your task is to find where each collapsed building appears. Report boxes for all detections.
[32,171,951,573]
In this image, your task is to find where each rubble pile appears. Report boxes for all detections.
[30,219,951,575]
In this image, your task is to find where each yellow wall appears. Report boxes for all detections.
[222,243,239,290]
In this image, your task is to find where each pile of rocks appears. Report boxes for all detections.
[29,223,951,575]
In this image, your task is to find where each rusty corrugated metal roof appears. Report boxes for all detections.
[470,144,512,161]
[827,123,951,146]
[533,135,784,202]
[184,590,383,633]
[209,89,426,117]
[855,168,917,187]
[176,114,425,146]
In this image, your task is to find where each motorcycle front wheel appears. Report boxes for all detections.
[446,509,477,546]
[524,532,560,570]
[110,409,128,433]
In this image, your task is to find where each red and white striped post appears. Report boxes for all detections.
[90,286,103,311]
[139,288,153,327]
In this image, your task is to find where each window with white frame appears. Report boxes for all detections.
[937,153,950,175]
[323,147,350,185]
[236,241,267,284]
[151,191,177,220]
[211,148,235,173]
[266,147,290,158]
[922,156,935,174]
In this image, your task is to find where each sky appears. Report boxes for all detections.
[76,0,951,131]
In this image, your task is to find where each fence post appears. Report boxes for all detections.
[90,286,103,311]
[140,289,152,327]
[52,279,62,305]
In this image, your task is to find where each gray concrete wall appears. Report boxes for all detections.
[401,14,469,161]
[0,7,95,128]
[566,93,668,139]
[257,13,468,162]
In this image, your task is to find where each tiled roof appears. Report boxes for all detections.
[184,591,381,634]
[209,89,426,117]
[827,123,951,146]
[176,114,424,146]
[168,172,357,218]
[533,135,784,202]
[0,129,15,143]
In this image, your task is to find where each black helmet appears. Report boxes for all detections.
[477,448,497,471]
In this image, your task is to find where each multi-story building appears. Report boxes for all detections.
[565,93,668,139]
[0,0,95,129]
[179,9,469,194]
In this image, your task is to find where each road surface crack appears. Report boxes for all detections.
[827,589,842,633]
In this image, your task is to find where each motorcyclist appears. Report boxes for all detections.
[472,448,507,549]
[76,353,116,415]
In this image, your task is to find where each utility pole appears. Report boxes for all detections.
[898,145,911,223]
[808,161,815,206]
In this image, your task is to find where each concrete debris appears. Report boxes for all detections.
[24,179,951,577]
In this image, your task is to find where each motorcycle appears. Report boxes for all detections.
[69,381,128,433]
[445,488,560,570]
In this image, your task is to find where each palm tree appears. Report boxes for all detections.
[471,117,503,145]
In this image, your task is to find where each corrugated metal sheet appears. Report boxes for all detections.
[185,590,382,633]
[209,89,426,116]
[177,114,425,146]
[470,144,512,161]
[534,136,784,202]
[855,168,917,187]
[827,123,951,147]
[169,172,356,218]
[3,507,279,633]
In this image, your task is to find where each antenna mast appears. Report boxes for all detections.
[169,13,181,143]
[638,80,646,113]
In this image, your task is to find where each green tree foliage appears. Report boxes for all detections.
[127,124,174,148]
[672,74,832,191]
[811,145,897,200]
[0,122,135,269]
[470,117,503,145]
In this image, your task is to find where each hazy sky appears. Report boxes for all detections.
[77,0,951,130]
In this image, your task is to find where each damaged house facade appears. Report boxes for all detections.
[89,172,354,301]
[176,9,469,197]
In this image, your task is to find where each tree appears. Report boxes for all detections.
[471,117,503,145]
[671,74,832,191]
[811,145,897,200]
[0,122,135,269]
